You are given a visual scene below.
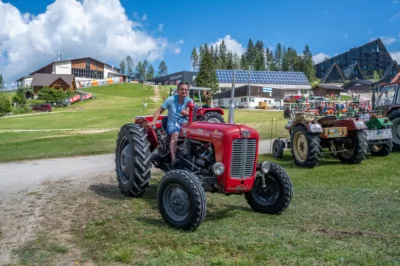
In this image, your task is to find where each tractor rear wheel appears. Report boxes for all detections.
[272,139,284,158]
[388,110,400,150]
[245,163,293,214]
[290,125,321,168]
[203,111,225,123]
[157,170,206,231]
[337,130,368,164]
[370,142,393,156]
[115,124,152,197]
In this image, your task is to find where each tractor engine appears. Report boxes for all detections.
[176,138,218,190]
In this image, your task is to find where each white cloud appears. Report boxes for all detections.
[394,0,399,3]
[0,0,171,82]
[142,14,147,21]
[391,12,400,22]
[211,35,246,55]
[158,24,163,31]
[169,40,184,54]
[391,51,400,62]
[312,52,330,64]
[371,36,397,45]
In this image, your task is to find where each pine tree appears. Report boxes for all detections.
[119,60,126,75]
[274,43,283,71]
[195,44,219,92]
[254,40,266,70]
[218,41,227,69]
[157,60,168,76]
[146,65,155,80]
[125,55,134,77]
[245,39,256,68]
[135,61,145,80]
[265,48,276,71]
[0,73,3,87]
[301,44,316,81]
[226,51,234,69]
[190,47,199,71]
[240,54,249,70]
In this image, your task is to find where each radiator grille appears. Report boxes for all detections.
[230,138,256,178]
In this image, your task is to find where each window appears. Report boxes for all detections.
[378,85,398,106]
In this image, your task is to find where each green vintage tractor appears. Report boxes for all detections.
[349,98,393,156]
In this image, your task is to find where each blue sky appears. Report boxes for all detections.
[1,0,400,82]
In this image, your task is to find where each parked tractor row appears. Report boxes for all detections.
[273,80,400,167]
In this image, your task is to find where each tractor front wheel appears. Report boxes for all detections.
[115,124,152,197]
[272,139,284,158]
[203,111,225,123]
[244,163,293,214]
[337,130,368,163]
[370,141,393,156]
[291,125,321,168]
[157,170,206,231]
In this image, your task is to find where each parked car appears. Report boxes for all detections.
[31,103,53,112]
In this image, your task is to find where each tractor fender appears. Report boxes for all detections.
[196,108,224,116]
[388,107,400,120]
[134,117,158,152]
[291,121,323,134]
[332,118,367,132]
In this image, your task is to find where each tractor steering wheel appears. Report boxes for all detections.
[177,114,190,125]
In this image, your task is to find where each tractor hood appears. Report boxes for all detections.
[181,121,260,142]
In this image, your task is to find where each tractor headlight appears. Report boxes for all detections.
[309,123,323,133]
[260,161,271,174]
[211,162,225,175]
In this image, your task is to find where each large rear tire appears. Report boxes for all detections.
[115,124,152,197]
[244,163,293,214]
[157,170,206,231]
[203,111,225,123]
[290,124,321,168]
[388,111,400,150]
[337,130,368,164]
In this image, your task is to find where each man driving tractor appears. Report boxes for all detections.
[148,81,194,166]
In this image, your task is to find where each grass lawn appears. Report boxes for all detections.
[15,152,400,265]
[0,83,288,162]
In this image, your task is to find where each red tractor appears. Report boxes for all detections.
[115,102,293,231]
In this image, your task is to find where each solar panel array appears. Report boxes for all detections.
[216,70,310,85]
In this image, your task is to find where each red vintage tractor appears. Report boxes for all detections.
[115,102,293,231]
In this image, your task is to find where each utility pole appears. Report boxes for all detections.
[228,69,236,124]
[247,66,252,109]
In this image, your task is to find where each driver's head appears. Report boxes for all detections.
[177,82,189,97]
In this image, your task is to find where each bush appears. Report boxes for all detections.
[27,99,46,107]
[12,105,31,115]
[37,87,69,103]
[0,94,12,116]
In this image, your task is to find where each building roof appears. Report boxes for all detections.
[313,84,345,91]
[216,69,310,85]
[30,57,120,75]
[382,61,400,81]
[31,73,75,87]
[391,71,400,83]
[341,63,365,80]
[319,63,345,83]
[315,38,391,66]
